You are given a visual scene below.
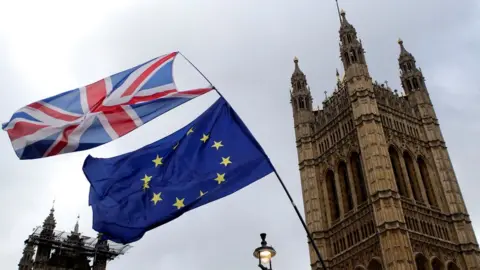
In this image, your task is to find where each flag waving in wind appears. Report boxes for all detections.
[2,52,212,159]
[84,97,274,244]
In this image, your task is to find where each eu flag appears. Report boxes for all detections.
[83,97,274,244]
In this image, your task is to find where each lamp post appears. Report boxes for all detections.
[253,233,276,270]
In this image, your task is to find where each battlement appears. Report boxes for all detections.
[313,86,350,130]
[372,80,414,116]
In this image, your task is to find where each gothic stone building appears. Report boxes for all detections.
[290,10,480,270]
[18,207,128,270]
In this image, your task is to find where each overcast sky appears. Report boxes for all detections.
[0,0,479,269]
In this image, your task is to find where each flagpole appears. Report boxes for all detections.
[179,52,328,269]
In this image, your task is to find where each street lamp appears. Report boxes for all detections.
[253,233,276,270]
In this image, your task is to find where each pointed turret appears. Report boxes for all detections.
[398,39,427,94]
[290,57,312,112]
[35,206,57,266]
[290,57,314,141]
[41,206,56,235]
[338,10,367,73]
[73,215,80,234]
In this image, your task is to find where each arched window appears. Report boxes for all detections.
[358,49,363,63]
[350,152,368,203]
[415,253,429,270]
[388,147,408,197]
[344,52,350,66]
[367,258,383,270]
[350,50,358,63]
[412,78,419,89]
[446,262,460,270]
[299,98,305,109]
[403,152,423,202]
[338,162,354,213]
[417,157,437,207]
[406,80,413,91]
[431,257,445,270]
[326,170,340,221]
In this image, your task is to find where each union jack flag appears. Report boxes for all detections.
[2,52,212,160]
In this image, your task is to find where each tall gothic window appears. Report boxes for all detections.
[388,146,408,197]
[431,258,445,270]
[338,162,354,213]
[406,80,413,91]
[403,151,423,202]
[350,50,357,63]
[326,170,340,221]
[417,157,438,207]
[344,52,350,66]
[367,259,383,270]
[415,254,429,270]
[350,152,368,203]
[299,98,305,109]
[412,78,419,89]
[358,48,364,63]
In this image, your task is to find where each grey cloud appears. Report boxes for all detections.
[0,1,479,269]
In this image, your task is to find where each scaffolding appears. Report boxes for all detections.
[25,226,131,262]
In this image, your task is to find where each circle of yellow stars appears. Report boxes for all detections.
[141,125,234,210]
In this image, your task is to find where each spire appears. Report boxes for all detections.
[398,38,414,60]
[397,39,426,94]
[291,57,308,93]
[293,56,304,76]
[42,203,56,232]
[338,9,366,71]
[339,9,356,34]
[74,214,80,234]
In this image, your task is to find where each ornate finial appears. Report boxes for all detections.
[324,91,328,100]
[74,214,80,234]
[293,56,298,63]
[340,9,346,16]
[336,69,340,80]
[385,80,389,89]
[50,199,55,214]
[398,38,403,45]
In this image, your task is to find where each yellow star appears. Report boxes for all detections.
[173,197,185,209]
[173,141,179,150]
[187,127,194,135]
[152,155,163,167]
[220,157,232,167]
[211,141,223,150]
[141,174,152,190]
[199,190,208,198]
[151,192,162,205]
[214,173,226,184]
[200,133,210,143]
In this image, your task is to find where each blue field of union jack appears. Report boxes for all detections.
[2,52,212,160]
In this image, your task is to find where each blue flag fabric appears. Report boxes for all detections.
[83,97,274,244]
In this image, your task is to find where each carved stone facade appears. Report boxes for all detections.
[290,9,480,270]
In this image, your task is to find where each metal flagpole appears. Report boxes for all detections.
[179,52,328,269]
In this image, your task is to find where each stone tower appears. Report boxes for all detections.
[290,9,480,270]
